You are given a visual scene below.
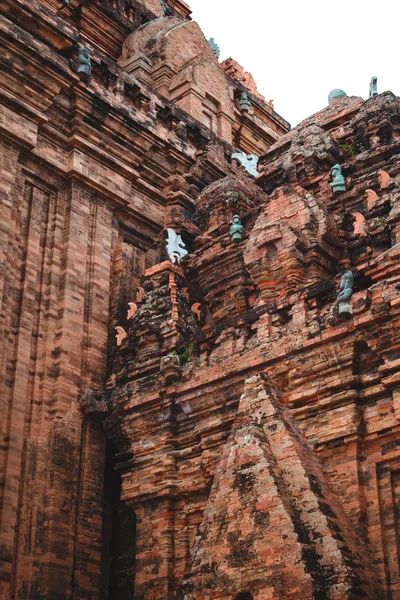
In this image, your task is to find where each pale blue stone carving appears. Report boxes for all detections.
[336,270,354,319]
[166,228,188,264]
[77,47,91,80]
[369,76,378,97]
[230,215,244,242]
[330,164,346,194]
[208,38,220,59]
[328,89,347,106]
[239,92,251,112]
[232,152,259,177]
[159,0,171,15]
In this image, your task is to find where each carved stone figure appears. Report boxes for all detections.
[369,76,378,97]
[230,215,244,242]
[115,326,127,346]
[232,152,259,177]
[160,354,181,384]
[77,47,91,81]
[159,0,172,15]
[377,169,391,189]
[330,164,346,194]
[336,270,354,319]
[80,389,108,418]
[365,189,379,211]
[239,92,250,112]
[191,302,201,320]
[208,38,220,59]
[176,121,187,141]
[166,228,188,264]
[127,302,138,319]
[353,212,368,238]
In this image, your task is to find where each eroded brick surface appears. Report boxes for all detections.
[1,0,400,598]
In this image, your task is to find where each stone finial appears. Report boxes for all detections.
[77,47,91,81]
[160,354,181,384]
[231,152,259,177]
[208,38,220,59]
[115,326,127,346]
[336,270,354,320]
[377,169,391,189]
[365,189,379,211]
[166,228,188,264]
[239,92,251,112]
[191,302,202,320]
[80,389,108,419]
[330,164,346,194]
[230,215,244,242]
[127,302,138,319]
[369,76,378,97]
[353,213,368,238]
[328,89,347,106]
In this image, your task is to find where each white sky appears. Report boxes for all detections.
[190,0,399,128]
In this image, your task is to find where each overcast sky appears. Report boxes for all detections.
[190,0,399,129]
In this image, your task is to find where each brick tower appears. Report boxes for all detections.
[1,0,400,599]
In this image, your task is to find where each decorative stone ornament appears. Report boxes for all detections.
[191,302,202,320]
[166,228,188,264]
[208,38,220,59]
[115,326,127,346]
[330,164,346,194]
[353,212,368,238]
[230,215,244,242]
[336,270,354,320]
[77,47,91,81]
[231,152,259,176]
[127,302,138,319]
[239,92,251,112]
[328,89,347,105]
[160,355,181,384]
[377,169,391,189]
[369,76,378,97]
[80,389,108,419]
[365,189,379,211]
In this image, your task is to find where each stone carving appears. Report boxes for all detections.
[191,302,201,320]
[182,287,190,301]
[160,355,181,384]
[230,215,244,242]
[353,212,368,238]
[365,189,379,211]
[127,302,138,319]
[136,287,145,302]
[369,76,378,97]
[239,92,251,112]
[208,38,220,59]
[77,47,91,81]
[159,0,172,15]
[147,98,157,116]
[378,169,391,189]
[166,228,188,264]
[330,164,346,194]
[80,389,108,418]
[176,121,187,141]
[328,89,347,106]
[115,326,127,346]
[336,270,354,319]
[232,152,259,177]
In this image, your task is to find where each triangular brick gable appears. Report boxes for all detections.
[180,376,376,600]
